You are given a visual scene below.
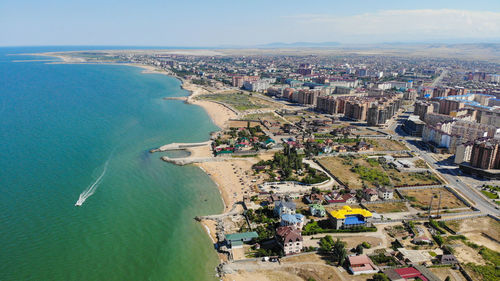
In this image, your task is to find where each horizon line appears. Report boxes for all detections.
[1,41,500,49]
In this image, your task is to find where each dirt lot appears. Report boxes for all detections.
[366,202,408,213]
[400,187,467,210]
[318,156,381,189]
[388,170,441,187]
[351,129,385,136]
[452,241,486,265]
[241,112,284,123]
[228,120,261,128]
[318,156,441,189]
[368,139,408,151]
[223,253,363,281]
[429,267,466,281]
[325,204,362,213]
[445,217,500,252]
[303,235,383,251]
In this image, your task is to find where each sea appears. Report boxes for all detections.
[0,47,223,281]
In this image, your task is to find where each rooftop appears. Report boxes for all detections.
[225,232,258,241]
[330,206,372,219]
[281,213,304,224]
[309,204,325,210]
[348,254,372,265]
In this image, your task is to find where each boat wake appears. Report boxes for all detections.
[75,160,110,207]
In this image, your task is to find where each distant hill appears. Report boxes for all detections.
[257,41,341,48]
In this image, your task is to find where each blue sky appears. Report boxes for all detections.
[1,0,500,46]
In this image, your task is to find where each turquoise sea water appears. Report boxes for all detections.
[0,47,222,281]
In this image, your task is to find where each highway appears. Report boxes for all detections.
[391,120,500,217]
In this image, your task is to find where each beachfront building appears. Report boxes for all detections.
[309,204,326,217]
[275,226,303,256]
[328,206,373,229]
[280,213,305,230]
[224,232,258,248]
[347,255,379,275]
[274,200,297,217]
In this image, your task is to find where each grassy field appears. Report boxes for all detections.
[463,242,500,281]
[401,187,467,210]
[318,155,441,189]
[198,92,273,111]
[367,139,408,151]
[481,190,499,199]
[240,112,282,122]
[365,202,408,213]
[388,170,441,187]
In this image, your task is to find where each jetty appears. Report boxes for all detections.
[149,141,211,153]
[163,96,187,101]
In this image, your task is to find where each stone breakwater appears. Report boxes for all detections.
[151,141,217,166]
[149,141,212,153]
[160,155,228,166]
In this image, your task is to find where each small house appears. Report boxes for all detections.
[225,232,259,248]
[363,188,379,202]
[309,204,326,217]
[347,255,378,275]
[274,200,297,217]
[280,213,305,230]
[412,236,432,245]
[378,186,394,200]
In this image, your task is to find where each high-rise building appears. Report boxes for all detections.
[438,99,465,115]
[469,139,500,170]
[344,101,369,121]
[316,96,337,114]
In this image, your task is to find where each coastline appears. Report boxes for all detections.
[2,49,228,281]
[36,51,244,264]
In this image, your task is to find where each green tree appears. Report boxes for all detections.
[356,244,364,254]
[319,235,334,253]
[332,238,347,266]
[371,273,390,281]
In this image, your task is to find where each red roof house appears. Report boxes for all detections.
[347,255,378,275]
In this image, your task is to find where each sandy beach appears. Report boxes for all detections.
[196,160,256,211]
[183,82,237,129]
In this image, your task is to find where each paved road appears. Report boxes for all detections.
[394,124,500,217]
[430,69,448,87]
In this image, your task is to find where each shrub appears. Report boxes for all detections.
[433,235,444,246]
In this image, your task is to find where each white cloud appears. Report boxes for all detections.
[285,9,500,42]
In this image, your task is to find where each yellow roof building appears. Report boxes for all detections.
[329,206,372,219]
